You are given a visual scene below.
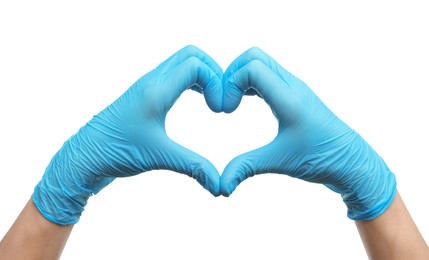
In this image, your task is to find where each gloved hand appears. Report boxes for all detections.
[33,45,223,225]
[220,47,396,220]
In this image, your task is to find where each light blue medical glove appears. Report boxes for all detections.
[33,45,223,225]
[220,47,396,220]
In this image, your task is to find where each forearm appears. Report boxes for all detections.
[355,190,429,260]
[0,197,73,260]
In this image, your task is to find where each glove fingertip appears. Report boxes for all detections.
[203,79,223,113]
[222,81,244,113]
[220,185,234,197]
[220,171,240,197]
[193,166,221,197]
[205,97,223,113]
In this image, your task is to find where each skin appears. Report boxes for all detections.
[356,191,429,260]
[0,198,73,260]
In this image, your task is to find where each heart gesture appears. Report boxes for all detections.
[33,45,395,225]
[4,45,429,260]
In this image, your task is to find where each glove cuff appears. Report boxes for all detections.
[33,137,115,225]
[343,155,397,220]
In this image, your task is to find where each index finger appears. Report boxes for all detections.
[223,47,300,88]
[222,47,302,113]
[223,57,295,118]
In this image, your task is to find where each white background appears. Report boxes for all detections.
[1,1,428,259]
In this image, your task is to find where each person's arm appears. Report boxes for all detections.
[0,198,73,260]
[0,45,223,259]
[219,47,428,259]
[356,190,429,260]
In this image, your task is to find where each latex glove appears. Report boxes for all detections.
[220,47,396,220]
[33,45,223,225]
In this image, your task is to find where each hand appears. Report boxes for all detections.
[33,45,223,225]
[220,47,396,220]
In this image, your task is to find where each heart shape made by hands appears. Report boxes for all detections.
[31,45,396,234]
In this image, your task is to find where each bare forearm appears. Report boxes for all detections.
[0,198,73,260]
[356,190,429,260]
